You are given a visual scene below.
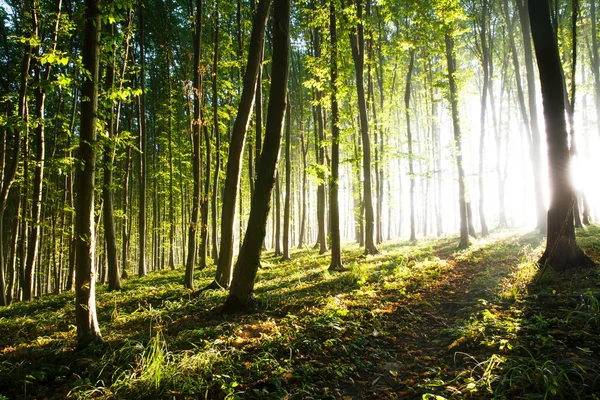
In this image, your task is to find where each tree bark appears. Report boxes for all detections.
[185,0,203,289]
[282,100,291,261]
[102,22,121,291]
[590,0,600,137]
[211,11,220,264]
[138,2,147,277]
[222,0,290,311]
[445,33,470,249]
[214,0,270,289]
[349,0,377,255]
[529,0,591,270]
[75,0,102,348]
[0,7,31,305]
[329,0,343,271]
[405,49,416,242]
[477,0,490,238]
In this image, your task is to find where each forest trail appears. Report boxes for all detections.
[307,232,537,399]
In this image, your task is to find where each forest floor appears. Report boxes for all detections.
[1,227,600,399]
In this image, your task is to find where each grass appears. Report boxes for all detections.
[1,226,599,399]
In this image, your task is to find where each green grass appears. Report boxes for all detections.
[1,226,599,399]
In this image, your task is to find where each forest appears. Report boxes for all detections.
[0,0,600,398]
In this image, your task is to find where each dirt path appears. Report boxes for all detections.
[335,239,524,399]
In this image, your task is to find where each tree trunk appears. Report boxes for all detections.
[211,12,220,264]
[102,23,121,291]
[405,49,416,242]
[329,0,343,271]
[445,33,470,249]
[298,120,308,248]
[23,5,43,302]
[282,100,291,261]
[75,0,102,348]
[529,0,591,270]
[138,3,148,277]
[590,0,600,137]
[185,0,203,289]
[349,0,377,255]
[214,0,270,289]
[0,13,31,305]
[478,0,490,238]
[222,0,290,311]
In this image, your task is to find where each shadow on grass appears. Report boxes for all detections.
[3,228,599,399]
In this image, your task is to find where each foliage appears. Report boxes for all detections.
[0,227,599,399]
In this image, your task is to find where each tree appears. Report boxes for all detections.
[281,99,291,261]
[349,0,378,255]
[214,0,270,289]
[184,0,203,290]
[528,0,591,270]
[102,22,121,291]
[75,0,102,348]
[445,31,471,249]
[328,0,343,271]
[405,49,416,242]
[222,0,290,311]
[138,2,148,278]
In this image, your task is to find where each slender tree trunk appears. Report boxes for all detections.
[529,0,591,270]
[66,84,78,290]
[329,0,343,271]
[214,0,270,289]
[0,15,31,305]
[23,5,43,302]
[349,0,377,255]
[223,0,290,311]
[185,0,203,289]
[211,12,220,264]
[405,49,416,242]
[274,172,282,256]
[282,100,291,261]
[75,0,102,348]
[138,3,148,277]
[445,33,470,249]
[312,24,328,255]
[298,122,308,248]
[102,23,121,291]
[590,0,600,137]
[478,0,490,238]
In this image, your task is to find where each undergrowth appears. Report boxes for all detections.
[0,226,599,399]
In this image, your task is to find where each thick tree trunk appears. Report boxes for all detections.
[329,0,343,271]
[75,0,102,348]
[222,0,290,311]
[445,33,470,249]
[529,0,591,270]
[349,0,377,255]
[214,0,270,289]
